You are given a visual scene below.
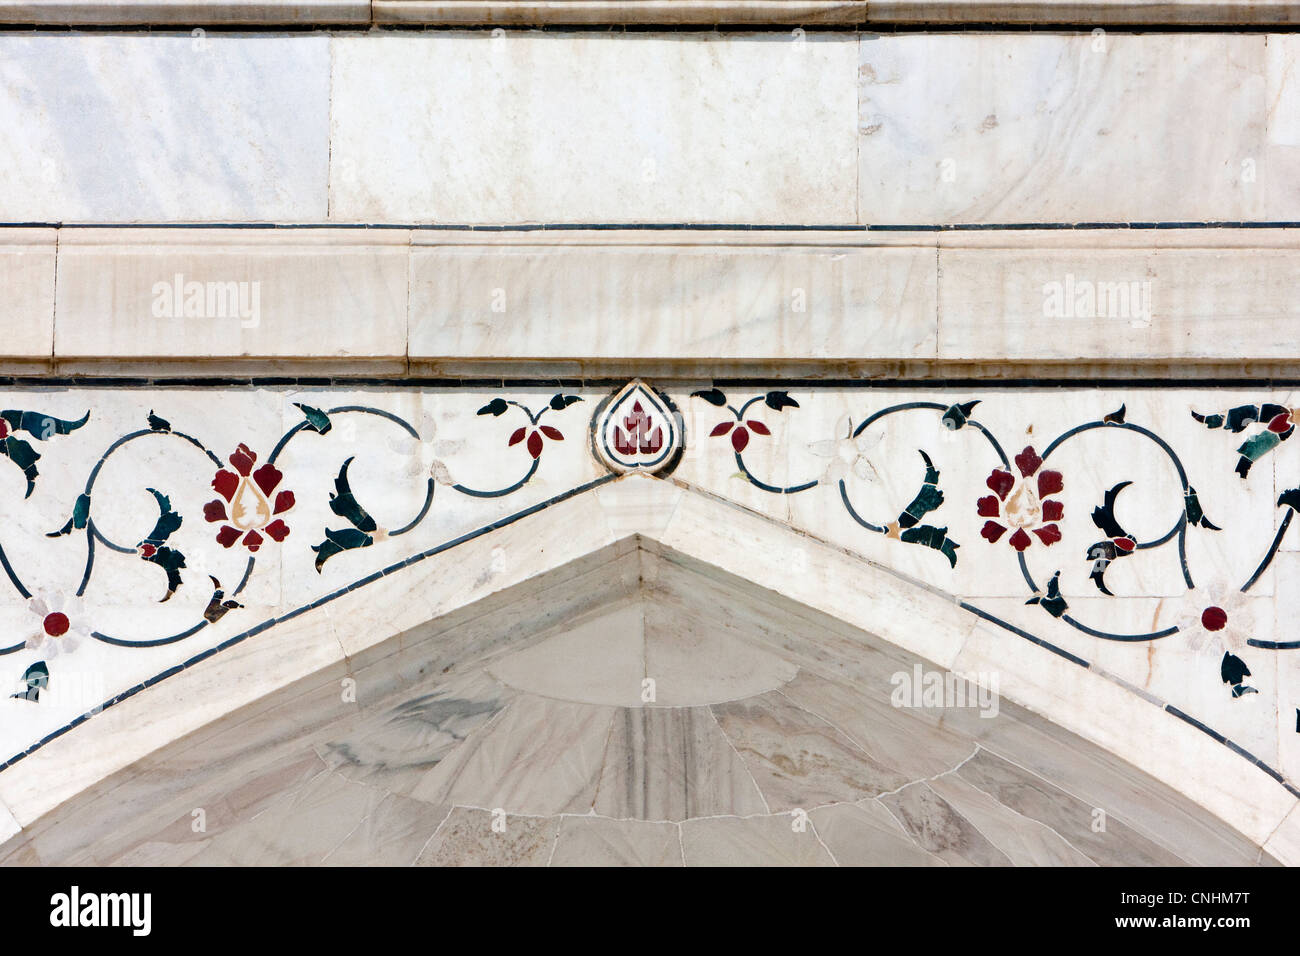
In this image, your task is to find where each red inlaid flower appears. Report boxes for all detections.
[977,446,1065,552]
[509,425,564,460]
[203,443,294,553]
[709,418,770,454]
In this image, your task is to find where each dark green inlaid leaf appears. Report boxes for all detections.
[48,492,91,538]
[1026,571,1068,618]
[11,661,48,702]
[293,402,333,435]
[941,400,980,430]
[1,409,89,439]
[1191,410,1225,430]
[900,485,945,527]
[763,391,799,411]
[143,545,187,602]
[142,487,183,546]
[899,524,959,568]
[1184,486,1221,530]
[1237,430,1281,464]
[549,394,583,411]
[897,451,944,529]
[477,398,509,417]
[147,410,171,433]
[311,526,374,573]
[1278,487,1300,513]
[691,388,727,407]
[329,457,377,533]
[0,435,41,497]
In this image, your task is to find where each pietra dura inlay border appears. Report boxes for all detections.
[2,379,1300,811]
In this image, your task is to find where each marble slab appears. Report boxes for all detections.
[859,33,1269,224]
[54,229,409,360]
[0,36,329,223]
[328,33,858,224]
[407,242,936,363]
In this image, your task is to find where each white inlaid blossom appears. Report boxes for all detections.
[808,414,883,484]
[24,591,90,657]
[1173,577,1250,657]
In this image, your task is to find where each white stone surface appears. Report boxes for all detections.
[408,241,936,362]
[859,33,1269,224]
[0,228,56,361]
[53,229,409,359]
[3,33,1300,225]
[328,32,859,224]
[10,227,1300,370]
[0,36,330,222]
[938,245,1300,362]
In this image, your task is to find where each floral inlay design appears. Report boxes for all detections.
[4,381,1300,804]
[24,592,87,658]
[204,443,294,553]
[593,381,682,475]
[977,446,1065,553]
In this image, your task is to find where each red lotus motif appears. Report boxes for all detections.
[204,443,294,552]
[509,425,563,460]
[709,418,770,454]
[977,446,1064,552]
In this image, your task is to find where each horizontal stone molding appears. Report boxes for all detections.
[3,226,1300,375]
[4,0,1300,25]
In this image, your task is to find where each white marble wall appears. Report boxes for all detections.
[4,31,1300,225]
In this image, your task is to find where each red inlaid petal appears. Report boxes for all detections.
[1269,412,1292,434]
[710,421,734,437]
[1032,524,1062,546]
[1114,536,1136,553]
[527,430,544,459]
[508,427,527,446]
[216,525,241,548]
[980,520,1007,543]
[139,544,157,558]
[986,469,1014,501]
[212,470,238,502]
[242,529,263,552]
[252,462,282,496]
[273,490,295,515]
[264,518,290,542]
[203,499,228,523]
[731,427,750,453]
[229,443,257,477]
[1042,499,1064,521]
[1008,528,1033,551]
[976,495,1001,518]
[1037,470,1064,497]
[0,421,8,439]
[1014,446,1042,478]
[746,420,771,436]
[539,425,564,441]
